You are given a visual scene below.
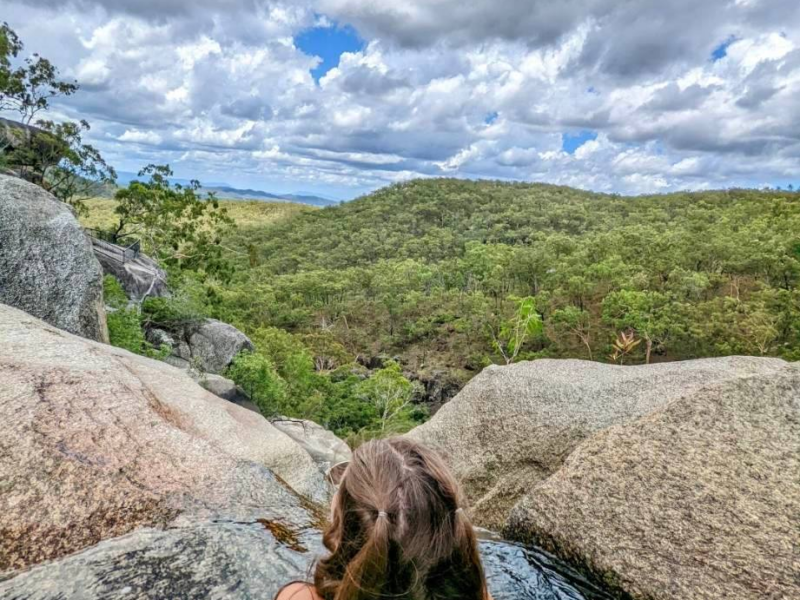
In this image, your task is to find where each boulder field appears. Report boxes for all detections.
[0,174,107,342]
[0,304,601,600]
[0,303,328,577]
[411,357,800,600]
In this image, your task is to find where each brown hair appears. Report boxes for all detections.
[313,437,489,600]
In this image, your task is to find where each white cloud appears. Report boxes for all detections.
[2,0,800,197]
[118,129,163,145]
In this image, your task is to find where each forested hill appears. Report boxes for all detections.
[215,178,800,399]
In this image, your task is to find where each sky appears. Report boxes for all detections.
[2,0,800,200]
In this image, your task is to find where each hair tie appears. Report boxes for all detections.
[455,508,464,515]
[377,510,388,519]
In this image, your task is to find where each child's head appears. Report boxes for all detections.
[314,437,488,600]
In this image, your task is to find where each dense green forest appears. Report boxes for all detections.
[85,178,800,439]
[216,179,800,365]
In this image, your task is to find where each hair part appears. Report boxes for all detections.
[313,437,488,600]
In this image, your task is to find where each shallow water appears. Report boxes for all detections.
[0,520,611,599]
[479,534,612,600]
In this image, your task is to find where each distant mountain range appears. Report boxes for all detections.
[202,185,340,207]
[115,171,341,207]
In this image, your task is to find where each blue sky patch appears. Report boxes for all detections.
[484,111,499,125]
[711,36,737,61]
[562,130,598,154]
[295,23,364,82]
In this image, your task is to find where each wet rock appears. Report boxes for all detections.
[0,518,323,600]
[0,303,329,572]
[0,174,107,342]
[506,361,800,600]
[409,357,788,529]
[409,369,463,413]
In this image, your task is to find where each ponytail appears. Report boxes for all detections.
[334,510,391,600]
[452,508,488,599]
[314,438,489,600]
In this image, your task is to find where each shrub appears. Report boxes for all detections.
[227,351,289,417]
[103,275,169,358]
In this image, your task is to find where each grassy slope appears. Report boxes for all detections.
[81,197,314,231]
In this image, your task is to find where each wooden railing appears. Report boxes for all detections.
[84,229,141,264]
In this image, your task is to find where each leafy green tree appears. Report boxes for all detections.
[0,23,114,211]
[302,332,352,372]
[488,296,543,364]
[0,22,78,123]
[109,165,235,279]
[103,275,168,358]
[7,119,115,213]
[355,361,425,434]
[548,305,594,359]
[227,351,288,416]
[0,23,22,100]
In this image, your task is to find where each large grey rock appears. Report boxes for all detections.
[409,357,788,529]
[0,303,329,573]
[271,418,352,475]
[506,361,800,600]
[173,319,255,374]
[91,237,168,302]
[0,304,608,600]
[0,520,323,600]
[0,174,108,342]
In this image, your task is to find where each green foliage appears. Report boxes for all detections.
[109,165,235,279]
[0,22,78,124]
[353,361,427,435]
[104,275,170,358]
[107,306,148,355]
[227,352,289,416]
[103,274,129,309]
[226,335,425,440]
[0,24,114,212]
[141,273,209,328]
[94,178,800,439]
[6,119,115,213]
[489,296,543,364]
[212,179,800,380]
[602,290,675,363]
[104,275,146,354]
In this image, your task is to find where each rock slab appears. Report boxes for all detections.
[0,303,329,573]
[506,361,800,600]
[410,357,788,529]
[0,174,108,342]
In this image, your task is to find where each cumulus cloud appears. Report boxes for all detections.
[2,0,800,196]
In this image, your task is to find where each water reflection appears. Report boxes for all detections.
[479,535,612,600]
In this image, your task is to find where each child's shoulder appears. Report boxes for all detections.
[274,582,321,600]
